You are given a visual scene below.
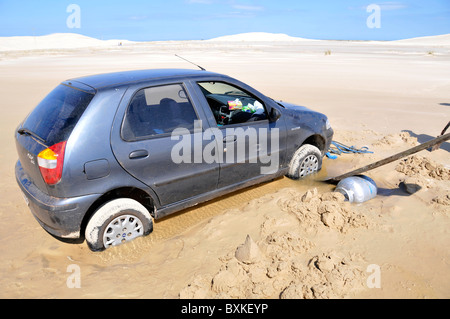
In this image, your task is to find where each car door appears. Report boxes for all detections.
[111,81,220,207]
[191,79,286,189]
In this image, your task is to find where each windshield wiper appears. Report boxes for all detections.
[17,128,48,146]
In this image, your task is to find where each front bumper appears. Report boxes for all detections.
[324,127,334,155]
[327,127,334,141]
[15,160,99,239]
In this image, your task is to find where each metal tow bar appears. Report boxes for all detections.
[324,129,450,185]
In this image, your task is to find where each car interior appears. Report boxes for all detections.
[197,82,268,126]
[122,85,198,140]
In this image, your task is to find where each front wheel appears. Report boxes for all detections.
[85,198,153,251]
[286,144,322,180]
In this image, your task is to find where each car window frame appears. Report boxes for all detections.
[120,82,202,142]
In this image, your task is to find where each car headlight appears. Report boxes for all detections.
[325,118,332,130]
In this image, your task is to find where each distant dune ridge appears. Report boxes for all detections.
[207,32,313,42]
[0,32,449,52]
[391,33,450,46]
[0,33,134,51]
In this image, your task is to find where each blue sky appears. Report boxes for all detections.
[0,0,449,41]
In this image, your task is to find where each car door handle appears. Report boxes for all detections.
[129,150,149,159]
[223,135,237,143]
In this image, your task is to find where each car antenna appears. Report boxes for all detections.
[175,54,206,71]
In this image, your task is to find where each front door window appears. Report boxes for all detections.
[196,81,268,126]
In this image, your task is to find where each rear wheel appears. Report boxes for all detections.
[85,198,153,251]
[287,144,322,180]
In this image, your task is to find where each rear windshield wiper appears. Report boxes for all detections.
[17,128,48,147]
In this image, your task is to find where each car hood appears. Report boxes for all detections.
[275,100,330,130]
[275,100,314,112]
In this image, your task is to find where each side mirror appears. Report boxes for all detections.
[269,107,281,122]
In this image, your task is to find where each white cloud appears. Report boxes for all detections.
[186,0,214,4]
[350,2,407,11]
[232,4,264,11]
[129,15,148,21]
[378,2,408,11]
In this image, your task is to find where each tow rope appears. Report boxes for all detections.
[325,141,373,159]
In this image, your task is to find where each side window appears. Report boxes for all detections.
[197,81,267,126]
[122,84,198,141]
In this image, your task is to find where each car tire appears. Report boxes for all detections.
[85,198,153,251]
[286,144,322,180]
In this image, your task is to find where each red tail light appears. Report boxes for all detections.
[37,141,67,185]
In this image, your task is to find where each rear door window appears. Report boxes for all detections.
[22,84,95,146]
[121,83,199,141]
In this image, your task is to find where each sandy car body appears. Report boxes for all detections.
[15,69,333,249]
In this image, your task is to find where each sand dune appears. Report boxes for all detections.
[0,33,133,52]
[207,32,450,47]
[208,32,314,42]
[2,32,449,53]
[393,33,450,46]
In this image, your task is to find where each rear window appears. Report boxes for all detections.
[22,84,95,145]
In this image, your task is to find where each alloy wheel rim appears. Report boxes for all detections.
[103,214,144,248]
[299,155,319,177]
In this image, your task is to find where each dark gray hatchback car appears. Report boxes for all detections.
[15,69,333,251]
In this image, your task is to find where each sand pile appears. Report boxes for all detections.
[396,155,449,181]
[179,189,371,299]
[372,132,418,147]
[430,193,450,216]
[179,234,366,299]
[431,194,450,206]
[278,188,370,234]
[393,153,449,214]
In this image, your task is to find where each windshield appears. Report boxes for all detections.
[197,82,251,98]
[22,84,95,145]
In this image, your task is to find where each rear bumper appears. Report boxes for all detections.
[15,160,99,239]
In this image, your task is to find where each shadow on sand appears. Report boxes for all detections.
[402,130,450,152]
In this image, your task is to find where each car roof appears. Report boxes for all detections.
[67,68,225,90]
